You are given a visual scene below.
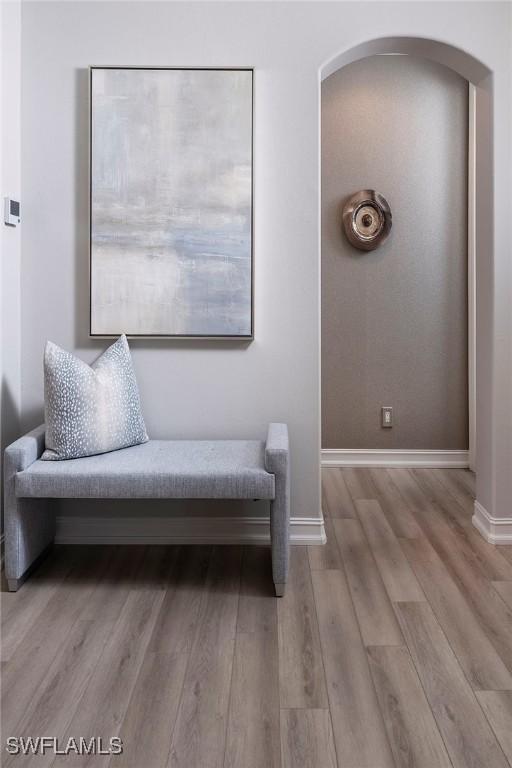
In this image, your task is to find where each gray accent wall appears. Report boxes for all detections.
[322,55,469,450]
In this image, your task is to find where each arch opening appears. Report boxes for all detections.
[320,36,492,84]
[319,35,494,518]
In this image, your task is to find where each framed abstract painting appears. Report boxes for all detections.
[89,66,253,339]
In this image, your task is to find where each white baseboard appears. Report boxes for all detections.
[472,500,512,544]
[321,449,469,468]
[56,515,326,546]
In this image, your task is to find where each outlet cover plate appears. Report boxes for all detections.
[381,406,393,428]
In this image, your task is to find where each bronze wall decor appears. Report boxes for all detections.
[342,190,392,251]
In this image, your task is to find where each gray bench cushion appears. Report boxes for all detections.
[15,439,275,500]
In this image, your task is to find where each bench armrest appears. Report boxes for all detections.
[4,424,54,589]
[5,423,46,473]
[265,423,289,475]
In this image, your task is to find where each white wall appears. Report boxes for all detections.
[0,1,2,508]
[1,0,22,534]
[19,2,512,532]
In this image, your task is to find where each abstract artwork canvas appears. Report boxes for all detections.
[90,67,253,338]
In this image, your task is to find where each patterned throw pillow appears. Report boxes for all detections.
[42,335,148,460]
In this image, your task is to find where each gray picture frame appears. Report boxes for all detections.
[89,66,254,340]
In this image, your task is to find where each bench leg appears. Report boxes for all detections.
[265,423,291,598]
[270,491,290,598]
[5,498,56,590]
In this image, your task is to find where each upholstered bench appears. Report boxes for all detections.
[4,422,290,596]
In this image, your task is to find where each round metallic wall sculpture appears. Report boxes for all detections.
[342,190,392,251]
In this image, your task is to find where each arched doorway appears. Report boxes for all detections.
[319,37,495,537]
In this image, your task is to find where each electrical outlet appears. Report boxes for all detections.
[381,406,393,428]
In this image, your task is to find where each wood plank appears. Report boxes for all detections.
[334,518,403,646]
[133,544,180,589]
[280,709,337,768]
[113,652,188,768]
[411,468,467,526]
[311,570,395,768]
[476,691,512,764]
[50,554,167,768]
[322,469,356,518]
[492,581,512,610]
[401,536,512,690]
[497,546,512,567]
[389,469,512,674]
[1,546,77,662]
[278,547,328,709]
[228,546,280,768]
[368,467,423,539]
[168,547,242,768]
[148,546,212,655]
[111,547,206,767]
[395,601,509,768]
[321,476,329,519]
[342,467,376,501]
[392,466,512,586]
[3,618,115,768]
[224,630,280,768]
[321,469,336,519]
[1,547,113,738]
[367,645,452,768]
[433,468,475,514]
[237,546,277,636]
[308,518,343,571]
[412,468,512,582]
[387,468,430,512]
[454,468,476,496]
[355,499,425,602]
[80,545,147,623]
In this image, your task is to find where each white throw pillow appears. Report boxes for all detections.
[42,335,148,460]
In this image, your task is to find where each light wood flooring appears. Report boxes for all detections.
[2,468,512,767]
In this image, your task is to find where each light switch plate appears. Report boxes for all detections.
[4,197,20,227]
